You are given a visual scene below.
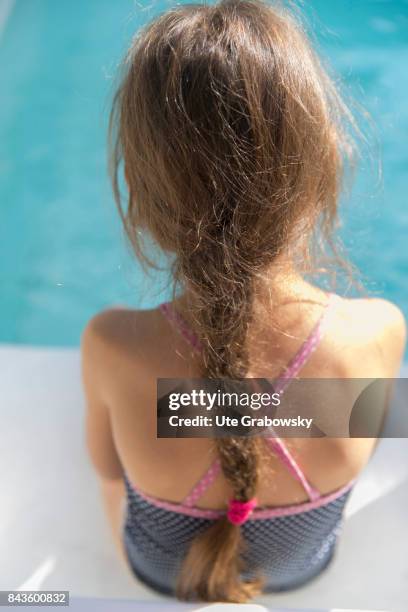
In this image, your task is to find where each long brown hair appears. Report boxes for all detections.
[109,0,358,602]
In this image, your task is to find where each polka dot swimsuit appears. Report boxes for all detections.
[123,293,355,595]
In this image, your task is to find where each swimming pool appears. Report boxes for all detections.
[0,0,407,347]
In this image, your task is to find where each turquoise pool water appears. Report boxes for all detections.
[0,0,407,347]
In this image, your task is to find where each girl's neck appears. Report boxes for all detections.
[175,261,329,321]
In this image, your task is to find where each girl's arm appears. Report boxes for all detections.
[81,317,124,481]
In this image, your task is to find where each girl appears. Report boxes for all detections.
[82,0,406,603]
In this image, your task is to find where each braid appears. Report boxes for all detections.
[175,236,264,602]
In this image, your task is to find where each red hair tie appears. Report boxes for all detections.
[227,498,257,525]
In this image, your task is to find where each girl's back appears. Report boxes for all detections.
[84,286,404,512]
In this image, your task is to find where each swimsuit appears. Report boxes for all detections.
[123,293,355,595]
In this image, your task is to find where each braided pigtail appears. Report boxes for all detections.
[174,237,264,602]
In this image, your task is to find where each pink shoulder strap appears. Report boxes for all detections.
[162,293,340,506]
[264,437,320,501]
[159,302,202,352]
[273,292,339,394]
[264,292,339,501]
[183,459,222,507]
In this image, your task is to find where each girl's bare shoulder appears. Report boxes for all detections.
[83,306,157,342]
[81,305,168,369]
[335,296,405,342]
[324,295,406,377]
